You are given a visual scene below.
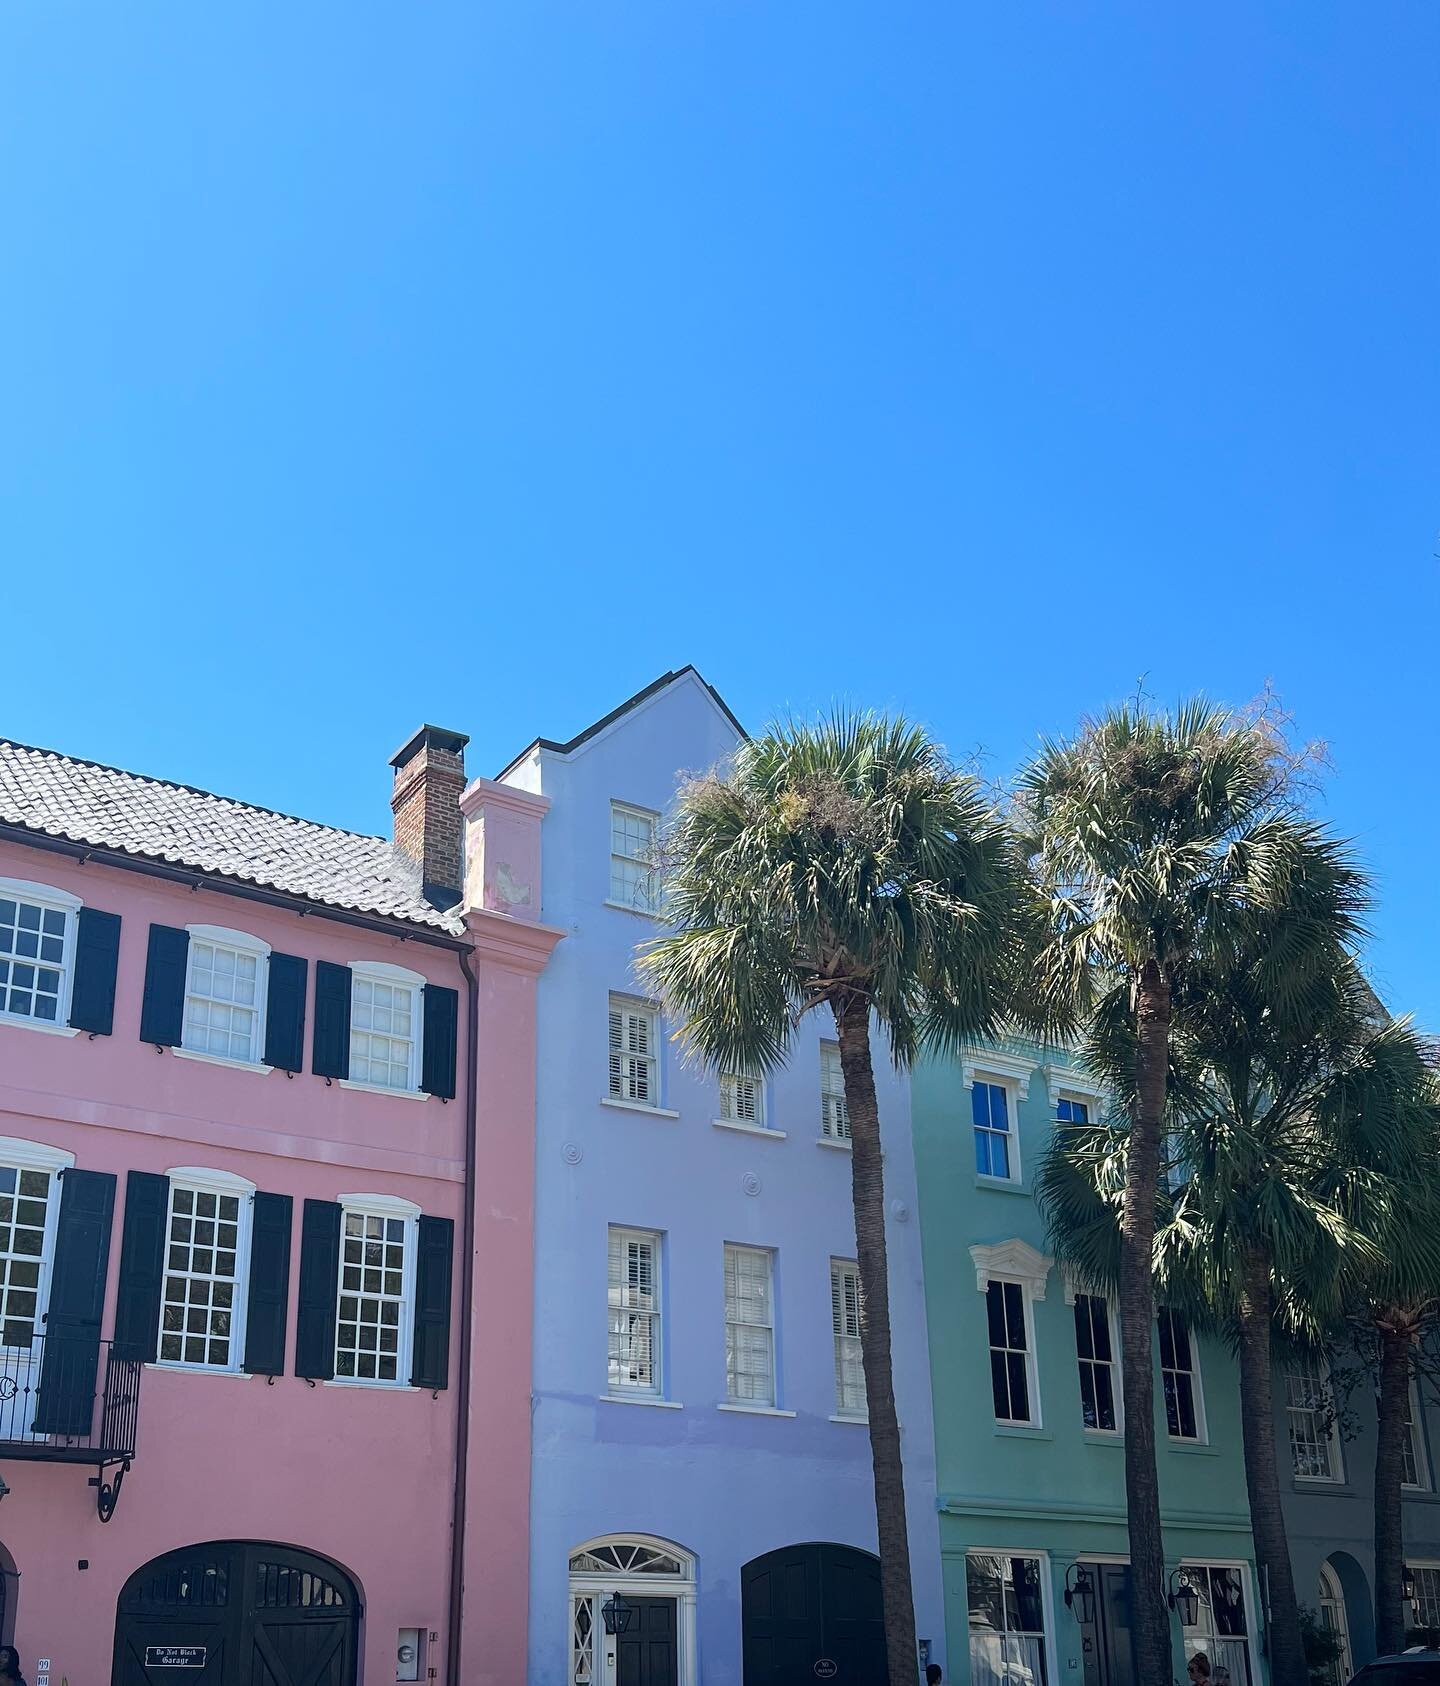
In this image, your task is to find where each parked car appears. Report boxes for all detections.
[1350,1651,1440,1684]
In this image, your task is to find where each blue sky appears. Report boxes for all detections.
[2,3,1436,1022]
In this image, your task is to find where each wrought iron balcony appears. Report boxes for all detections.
[0,1334,141,1519]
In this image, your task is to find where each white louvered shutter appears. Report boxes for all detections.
[821,1043,849,1139]
[831,1260,865,1415]
[724,1244,774,1405]
[608,1001,655,1104]
[608,1228,659,1394]
[721,1071,762,1124]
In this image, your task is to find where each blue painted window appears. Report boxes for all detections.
[1056,1096,1090,1126]
[972,1081,1013,1179]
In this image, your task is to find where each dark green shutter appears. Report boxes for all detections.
[420,984,459,1100]
[262,953,308,1073]
[34,1168,116,1435]
[243,1192,293,1375]
[411,1214,454,1390]
[294,1199,341,1380]
[69,908,121,1035]
[311,962,351,1081]
[138,924,189,1047]
[111,1171,170,1364]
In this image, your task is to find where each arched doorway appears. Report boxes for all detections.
[112,1541,359,1685]
[741,1542,884,1685]
[569,1534,697,1686]
[1318,1561,1353,1685]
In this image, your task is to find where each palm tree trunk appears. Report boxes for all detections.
[1374,1319,1413,1656]
[835,995,918,1686]
[1237,1248,1308,1686]
[1124,957,1172,1686]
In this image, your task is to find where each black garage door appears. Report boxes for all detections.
[742,1542,884,1685]
[112,1541,358,1686]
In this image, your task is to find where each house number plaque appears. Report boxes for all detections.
[813,1663,838,1679]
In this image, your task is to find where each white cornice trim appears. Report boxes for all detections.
[1044,1064,1110,1107]
[970,1238,1054,1300]
[962,1049,1038,1099]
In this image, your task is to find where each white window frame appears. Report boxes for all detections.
[718,1071,766,1129]
[1285,1352,1343,1482]
[984,1275,1042,1427]
[831,1257,866,1421]
[607,1226,665,1401]
[820,1041,850,1143]
[1409,1559,1440,1631]
[964,1548,1056,1686]
[0,877,81,1037]
[342,961,424,1098]
[154,1166,257,1374]
[329,1192,420,1389]
[1177,1559,1262,1686]
[971,1075,1023,1183]
[1318,1562,1353,1685]
[1054,1091,1094,1128]
[175,925,271,1072]
[1404,1378,1431,1491]
[723,1243,776,1408]
[1071,1288,1123,1436]
[1159,1306,1208,1443]
[569,1534,699,1686]
[0,1135,73,1343]
[607,995,662,1112]
[608,800,661,916]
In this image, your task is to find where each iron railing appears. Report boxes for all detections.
[0,1333,141,1462]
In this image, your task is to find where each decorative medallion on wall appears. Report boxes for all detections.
[890,1198,910,1224]
[741,1171,762,1197]
[561,1142,584,1166]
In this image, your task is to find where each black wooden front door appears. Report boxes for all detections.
[112,1542,358,1686]
[742,1542,884,1685]
[617,1597,678,1686]
[1078,1563,1137,1686]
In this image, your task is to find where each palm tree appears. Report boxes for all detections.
[641,715,1025,1686]
[1018,700,1366,1686]
[1040,941,1431,1686]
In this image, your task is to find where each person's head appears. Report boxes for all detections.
[1187,1653,1211,1684]
[926,1666,943,1685]
[0,1647,21,1677]
[1213,1668,1231,1685]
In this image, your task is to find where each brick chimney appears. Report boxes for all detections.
[390,725,470,909]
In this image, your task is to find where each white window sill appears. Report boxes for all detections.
[601,1393,682,1409]
[712,1118,787,1140]
[830,1412,868,1425]
[322,1378,422,1392]
[718,1402,796,1418]
[603,899,662,921]
[338,1078,427,1102]
[1082,1428,1124,1444]
[994,1423,1052,1441]
[1292,1473,1344,1485]
[173,1047,274,1076]
[974,1173,1029,1196]
[0,1014,80,1039]
[145,1362,253,1380]
[601,1097,681,1120]
[1167,1438,1217,1455]
[816,1135,852,1151]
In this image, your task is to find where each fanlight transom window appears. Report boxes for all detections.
[569,1542,687,1578]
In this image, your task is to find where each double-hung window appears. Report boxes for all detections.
[831,1259,865,1418]
[1286,1353,1341,1480]
[608,997,659,1108]
[159,1170,255,1370]
[609,802,659,913]
[1055,1096,1090,1127]
[720,1071,764,1127]
[335,1196,418,1385]
[1159,1308,1204,1440]
[1403,1380,1431,1490]
[1073,1291,1119,1432]
[349,962,422,1092]
[608,1227,662,1396]
[973,1080,1017,1180]
[0,880,79,1028]
[1410,1563,1440,1630]
[1179,1565,1253,1685]
[966,1553,1050,1686]
[0,1139,70,1349]
[820,1043,850,1141]
[182,927,270,1066]
[987,1279,1036,1424]
[724,1244,775,1406]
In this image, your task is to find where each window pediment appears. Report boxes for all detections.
[970,1238,1053,1300]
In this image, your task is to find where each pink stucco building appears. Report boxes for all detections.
[0,727,558,1685]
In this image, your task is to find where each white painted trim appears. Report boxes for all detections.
[969,1068,1025,1184]
[153,1169,256,1375]
[346,962,424,1093]
[603,899,662,921]
[600,1393,683,1409]
[173,1048,274,1076]
[962,1048,1037,1099]
[324,1379,422,1393]
[1176,1558,1263,1686]
[981,1273,1045,1429]
[336,1192,422,1217]
[145,1362,255,1381]
[333,1196,420,1387]
[970,1238,1053,1300]
[1160,1307,1209,1445]
[717,1403,796,1418]
[816,1135,852,1152]
[600,1097,680,1120]
[1068,1282,1126,1436]
[181,929,270,1067]
[339,1078,427,1102]
[712,1118,786,1140]
[0,1140,72,1344]
[568,1532,699,1686]
[0,1016,80,1039]
[0,877,82,913]
[0,878,79,1030]
[1043,1064,1109,1107]
[0,1138,75,1174]
[829,1411,869,1424]
[185,924,271,955]
[963,1545,1057,1686]
[165,1166,257,1194]
[347,959,426,987]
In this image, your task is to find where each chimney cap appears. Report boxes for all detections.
[390,724,470,769]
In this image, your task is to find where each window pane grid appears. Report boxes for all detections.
[1403,1382,1428,1488]
[0,897,67,1023]
[987,1279,1031,1423]
[1412,1566,1440,1630]
[966,1553,1049,1686]
[0,1165,52,1347]
[720,1072,763,1125]
[973,1081,1013,1179]
[831,1259,865,1416]
[160,1185,242,1367]
[1159,1308,1200,1439]
[610,804,659,912]
[1180,1565,1251,1686]
[608,1228,661,1394]
[183,940,260,1062]
[821,1043,849,1140]
[1056,1097,1090,1125]
[609,1002,657,1105]
[724,1245,775,1405]
[1074,1293,1117,1431]
[350,976,416,1091]
[336,1211,407,1381]
[1286,1355,1337,1479]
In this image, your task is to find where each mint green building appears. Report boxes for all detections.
[912,1037,1265,1686]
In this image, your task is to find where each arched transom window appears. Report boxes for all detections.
[569,1541,689,1578]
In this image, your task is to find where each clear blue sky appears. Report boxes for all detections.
[2,3,1436,1021]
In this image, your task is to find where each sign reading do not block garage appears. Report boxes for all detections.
[144,1648,208,1668]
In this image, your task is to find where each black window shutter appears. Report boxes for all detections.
[420,984,459,1100]
[138,924,189,1047]
[294,1199,341,1380]
[112,1171,171,1364]
[243,1192,293,1375]
[411,1214,455,1390]
[262,953,308,1073]
[311,962,351,1081]
[68,908,122,1036]
[33,1168,116,1435]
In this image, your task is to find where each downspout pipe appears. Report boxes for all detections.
[446,943,479,1684]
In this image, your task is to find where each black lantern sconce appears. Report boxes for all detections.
[601,1592,635,1636]
[1063,1564,1096,1626]
[1404,1567,1418,1606]
[1168,1570,1202,1629]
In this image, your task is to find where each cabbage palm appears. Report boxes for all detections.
[1018,700,1367,1686]
[641,714,1025,1686]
